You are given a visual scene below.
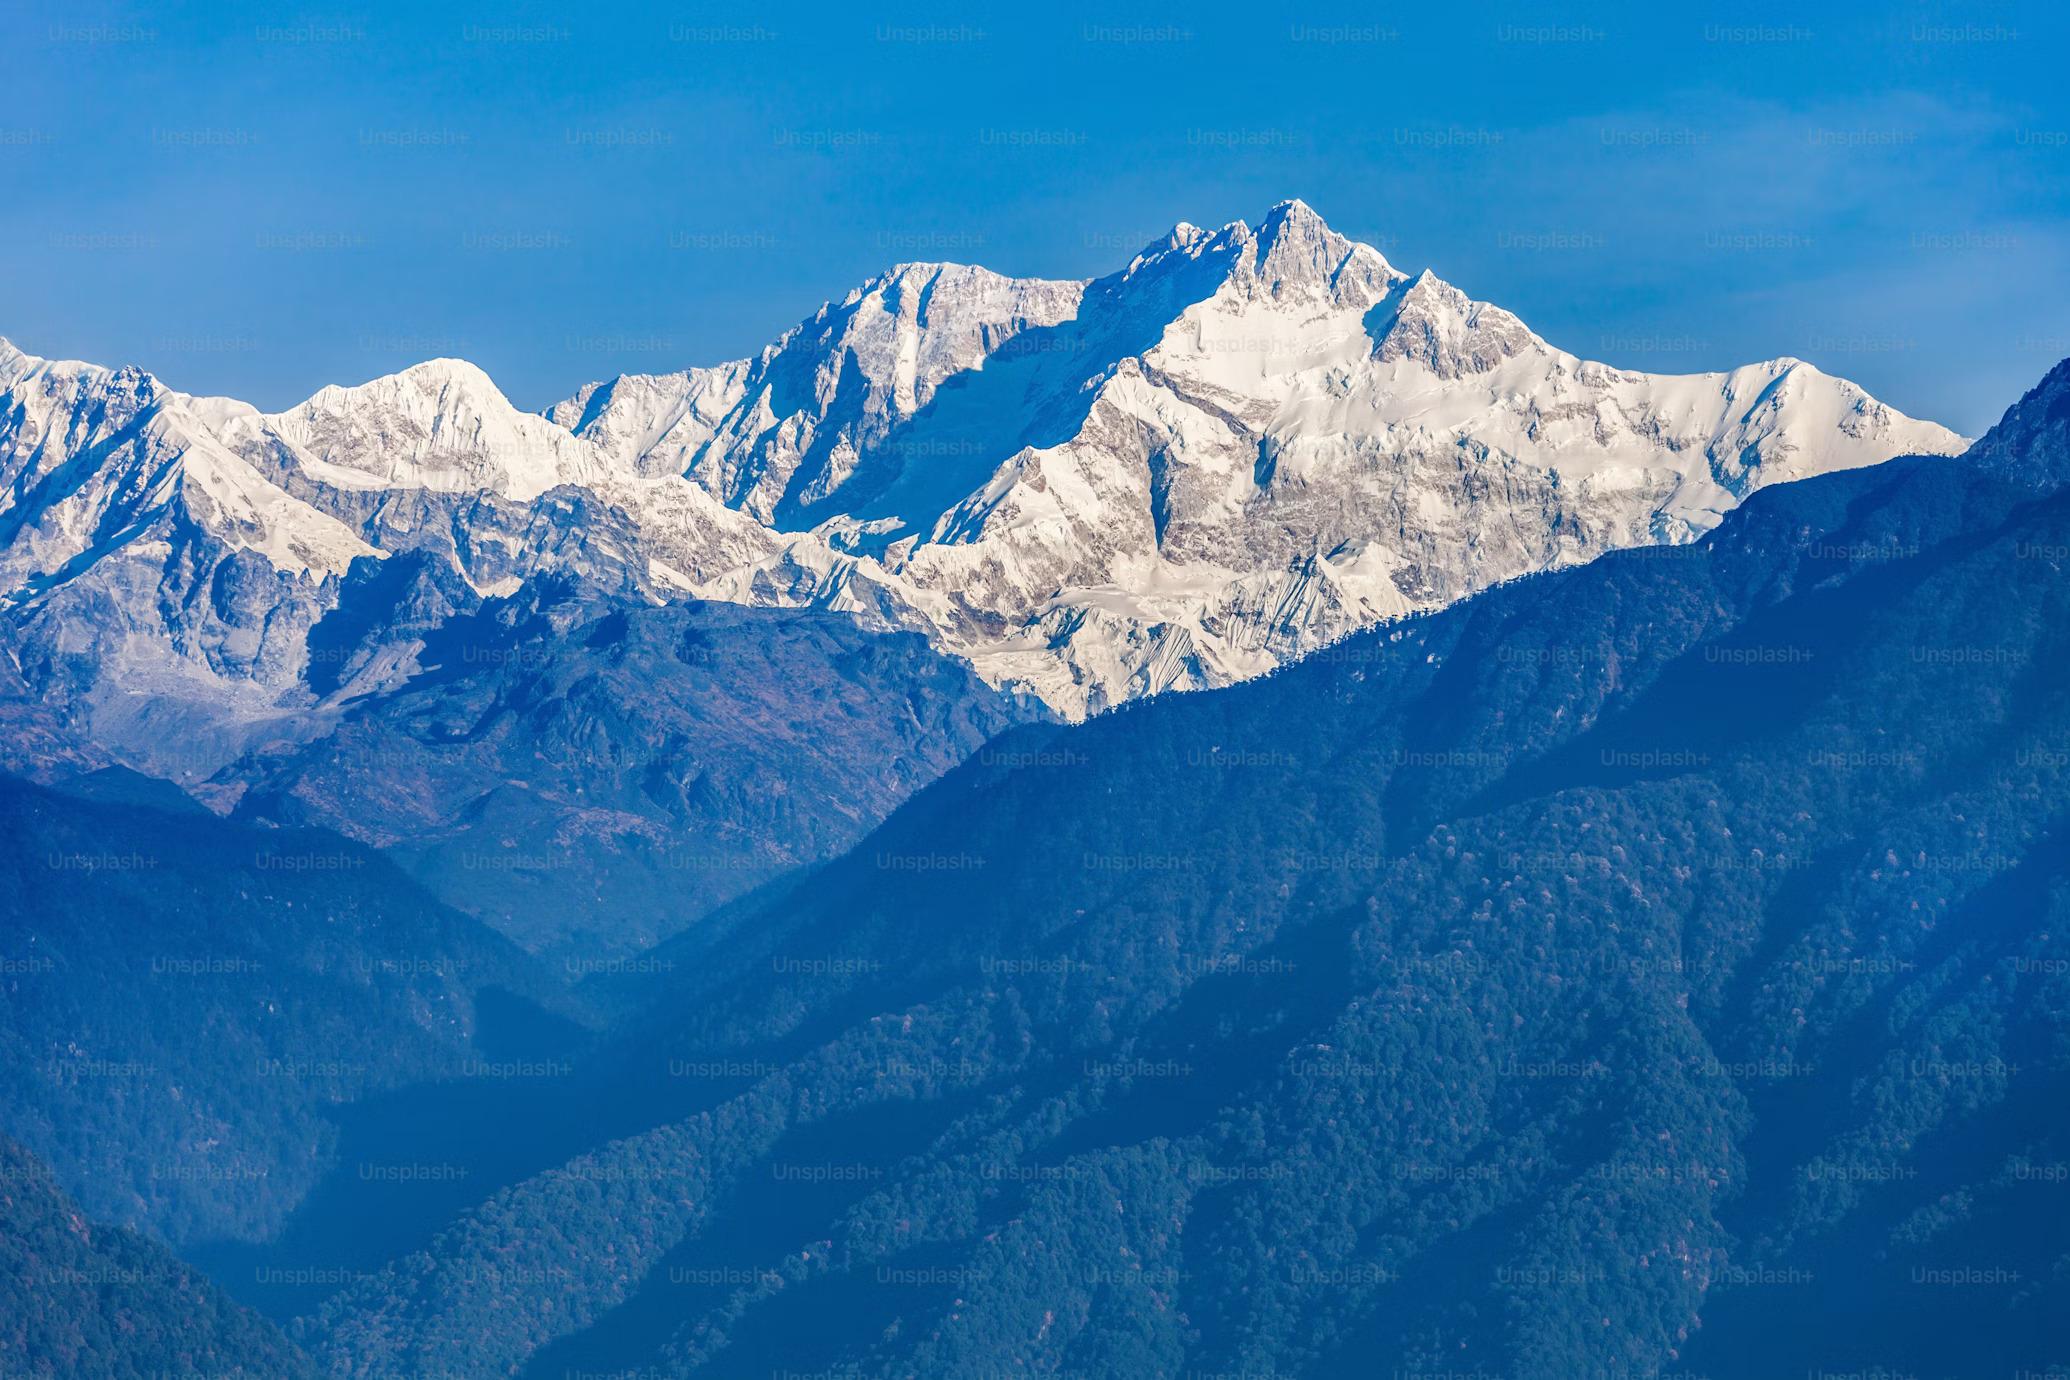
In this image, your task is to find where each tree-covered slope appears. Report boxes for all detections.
[0,770,574,1247]
[0,1134,314,1379]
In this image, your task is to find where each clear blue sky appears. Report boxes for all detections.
[4,0,2065,435]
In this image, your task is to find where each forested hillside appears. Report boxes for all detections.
[227,581,1046,960]
[0,1135,314,1378]
[0,770,577,1247]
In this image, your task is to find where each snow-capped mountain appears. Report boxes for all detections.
[554,200,1966,711]
[0,339,783,778]
[0,344,377,777]
[0,199,1965,765]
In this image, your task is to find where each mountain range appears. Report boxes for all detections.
[2,347,2049,1380]
[0,201,1965,958]
[3,200,2060,1380]
[2,200,1960,752]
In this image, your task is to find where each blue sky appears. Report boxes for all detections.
[4,0,2065,435]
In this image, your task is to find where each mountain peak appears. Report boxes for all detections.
[1248,196,1337,250]
[1368,268,1540,376]
[1259,196,1324,227]
[384,356,502,397]
[289,356,508,418]
[266,356,601,502]
[851,260,957,299]
[0,336,36,387]
[1235,198,1401,307]
[403,355,491,380]
[1158,221,1212,255]
[0,337,127,394]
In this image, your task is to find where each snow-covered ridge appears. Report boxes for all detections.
[0,200,1967,732]
[0,339,376,585]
